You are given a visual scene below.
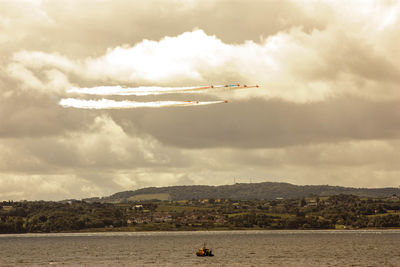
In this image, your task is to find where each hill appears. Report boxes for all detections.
[84,182,400,203]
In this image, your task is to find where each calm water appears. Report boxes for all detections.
[0,230,399,266]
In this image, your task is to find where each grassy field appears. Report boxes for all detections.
[128,193,171,201]
[227,212,293,219]
[366,210,400,218]
[156,204,213,212]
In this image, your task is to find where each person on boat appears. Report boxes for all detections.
[196,248,204,256]
[206,248,213,256]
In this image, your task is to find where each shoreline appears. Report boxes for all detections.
[2,228,400,237]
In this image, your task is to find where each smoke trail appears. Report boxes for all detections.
[59,98,227,109]
[67,84,244,96]
[60,84,258,109]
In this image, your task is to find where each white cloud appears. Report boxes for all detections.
[0,174,103,201]
[0,115,190,200]
[7,16,400,102]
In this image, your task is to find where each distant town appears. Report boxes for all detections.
[1,194,400,233]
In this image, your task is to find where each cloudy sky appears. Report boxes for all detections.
[1,0,400,200]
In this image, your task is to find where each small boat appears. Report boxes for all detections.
[196,243,214,257]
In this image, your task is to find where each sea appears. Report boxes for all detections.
[0,230,399,266]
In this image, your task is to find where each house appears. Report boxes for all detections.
[153,213,173,223]
[131,215,151,224]
[134,204,143,211]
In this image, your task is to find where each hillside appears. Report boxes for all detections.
[84,182,400,203]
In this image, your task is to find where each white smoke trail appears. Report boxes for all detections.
[67,84,243,96]
[60,84,257,109]
[59,98,227,109]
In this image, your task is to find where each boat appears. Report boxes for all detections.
[196,243,214,257]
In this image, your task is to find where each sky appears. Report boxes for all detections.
[1,0,400,200]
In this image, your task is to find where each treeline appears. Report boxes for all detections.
[1,194,400,234]
[227,194,400,229]
[102,182,400,202]
[0,201,128,234]
[228,214,334,229]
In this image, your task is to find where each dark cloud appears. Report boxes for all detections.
[111,96,400,148]
[0,91,97,138]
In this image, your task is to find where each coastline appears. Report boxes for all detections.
[2,228,400,237]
